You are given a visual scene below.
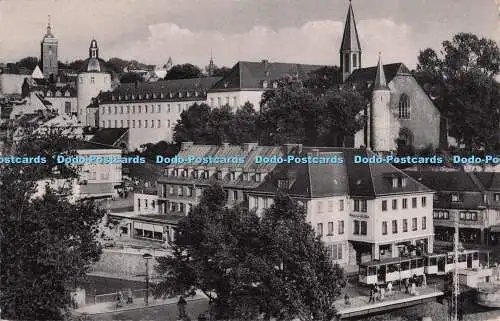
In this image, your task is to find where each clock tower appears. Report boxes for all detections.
[40,15,58,80]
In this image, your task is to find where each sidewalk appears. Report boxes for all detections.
[87,271,163,283]
[75,290,208,315]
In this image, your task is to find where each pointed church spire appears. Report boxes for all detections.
[374,52,389,90]
[47,15,52,34]
[340,0,361,53]
[208,49,215,77]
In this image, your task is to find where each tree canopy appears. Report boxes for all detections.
[154,184,345,321]
[0,132,106,320]
[416,32,500,151]
[165,63,203,80]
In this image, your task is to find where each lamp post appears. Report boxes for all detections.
[143,253,153,306]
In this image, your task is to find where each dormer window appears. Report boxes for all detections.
[153,93,157,99]
[138,94,142,100]
[131,94,135,100]
[451,193,463,202]
[230,171,236,180]
[195,91,198,97]
[160,92,165,98]
[118,95,122,101]
[392,177,398,188]
[186,92,190,97]
[262,80,268,88]
[272,82,278,88]
[193,170,199,179]
[169,92,173,98]
[277,179,289,189]
[178,91,183,98]
[255,173,262,182]
[112,95,115,101]
[216,171,223,180]
[392,176,407,188]
[243,172,249,182]
[202,170,209,179]
[146,94,150,99]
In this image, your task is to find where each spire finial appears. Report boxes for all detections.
[47,14,52,34]
[374,52,389,90]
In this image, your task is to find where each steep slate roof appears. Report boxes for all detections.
[253,147,431,199]
[210,61,325,91]
[345,63,411,84]
[340,1,361,52]
[474,172,500,192]
[89,128,128,146]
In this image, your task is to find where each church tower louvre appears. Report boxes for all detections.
[370,53,392,151]
[40,15,58,79]
[340,0,361,83]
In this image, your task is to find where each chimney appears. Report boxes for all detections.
[181,141,194,151]
[222,142,229,149]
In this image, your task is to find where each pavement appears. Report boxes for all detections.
[75,290,208,315]
[87,271,163,283]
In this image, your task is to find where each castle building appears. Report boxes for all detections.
[40,16,58,79]
[77,39,112,125]
[339,2,442,152]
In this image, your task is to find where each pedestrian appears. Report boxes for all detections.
[127,288,133,304]
[387,281,393,296]
[344,293,351,305]
[177,295,187,319]
[410,282,417,295]
[378,286,385,301]
[404,278,410,294]
[116,291,124,308]
[368,286,375,304]
[422,274,427,288]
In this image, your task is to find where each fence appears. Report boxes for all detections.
[93,288,151,304]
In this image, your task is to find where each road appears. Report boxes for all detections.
[88,299,209,321]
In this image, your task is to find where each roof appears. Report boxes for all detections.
[89,128,128,147]
[474,172,500,192]
[98,77,222,103]
[340,2,361,53]
[80,57,107,73]
[210,61,324,91]
[345,63,411,84]
[374,55,389,90]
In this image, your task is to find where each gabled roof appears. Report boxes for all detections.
[403,170,482,192]
[89,128,128,147]
[346,63,411,84]
[340,1,361,53]
[210,61,324,91]
[474,172,500,192]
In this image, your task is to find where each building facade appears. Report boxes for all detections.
[97,77,221,150]
[77,40,112,125]
[40,18,58,79]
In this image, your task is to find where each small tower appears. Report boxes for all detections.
[40,15,59,79]
[370,53,392,151]
[208,50,215,77]
[340,0,362,83]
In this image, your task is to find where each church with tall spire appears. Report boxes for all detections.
[340,1,443,152]
[40,15,58,79]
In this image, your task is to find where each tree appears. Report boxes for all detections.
[303,66,341,94]
[119,72,144,84]
[154,186,345,321]
[16,57,39,71]
[416,33,500,151]
[165,63,203,80]
[173,103,212,143]
[232,103,258,144]
[67,60,85,72]
[205,65,232,78]
[0,132,105,320]
[138,141,180,160]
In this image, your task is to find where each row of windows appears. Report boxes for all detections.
[209,96,238,107]
[165,201,193,214]
[381,197,427,211]
[45,91,72,97]
[101,103,191,115]
[111,91,206,101]
[78,76,110,84]
[433,210,478,221]
[316,199,345,213]
[353,220,367,235]
[326,243,344,261]
[102,119,172,129]
[166,168,262,182]
[316,221,345,236]
[137,198,156,210]
[382,217,426,235]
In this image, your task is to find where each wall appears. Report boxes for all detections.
[206,90,264,111]
[134,193,159,214]
[389,76,441,150]
[45,97,78,115]
[77,72,112,124]
[79,149,123,184]
[0,74,27,95]
[90,248,168,277]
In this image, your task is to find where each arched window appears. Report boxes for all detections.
[398,128,413,147]
[398,94,410,119]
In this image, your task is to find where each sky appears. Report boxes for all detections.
[0,0,498,70]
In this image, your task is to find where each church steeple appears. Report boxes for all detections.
[340,0,362,83]
[46,15,52,36]
[374,53,389,90]
[89,39,99,59]
[208,49,215,77]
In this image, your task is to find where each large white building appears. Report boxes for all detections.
[97,77,222,150]
[77,40,112,125]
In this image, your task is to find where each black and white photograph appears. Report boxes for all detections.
[0,0,499,320]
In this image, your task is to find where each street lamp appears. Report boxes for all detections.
[143,253,153,306]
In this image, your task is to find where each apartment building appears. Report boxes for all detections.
[405,170,500,246]
[97,77,222,150]
[248,147,434,266]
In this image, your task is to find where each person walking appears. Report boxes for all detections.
[368,285,375,304]
[387,281,393,296]
[177,295,187,319]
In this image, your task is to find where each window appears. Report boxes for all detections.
[114,106,118,114]
[120,106,123,114]
[132,120,135,128]
[226,97,230,105]
[277,179,289,189]
[398,94,410,119]
[360,221,367,235]
[328,222,334,235]
[352,53,357,68]
[127,105,130,114]
[339,200,344,211]
[317,201,323,213]
[138,120,142,128]
[108,106,112,114]
[495,193,500,201]
[90,76,95,84]
[65,102,71,114]
[382,221,388,235]
[327,244,343,261]
[216,171,223,180]
[402,198,408,209]
[382,200,387,211]
[421,197,427,207]
[317,223,323,236]
[210,98,214,107]
[343,53,350,72]
[217,97,222,107]
[101,121,105,127]
[328,201,334,212]
[354,220,360,235]
[114,120,117,128]
[233,191,238,201]
[167,120,171,127]
[392,177,398,188]
[120,120,124,128]
[255,173,262,182]
[145,120,148,128]
[403,219,408,232]
[451,193,462,202]
[412,197,417,208]
[412,218,418,231]
[178,104,181,112]
[138,105,142,113]
[392,220,398,234]
[338,220,344,234]
[167,104,171,112]
[422,216,427,230]
[233,97,237,106]
[392,199,398,210]
[157,105,161,113]
[132,106,136,113]
[354,199,367,212]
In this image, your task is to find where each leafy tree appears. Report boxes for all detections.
[67,60,85,72]
[0,132,105,320]
[154,186,345,321]
[16,57,39,71]
[206,65,232,78]
[232,103,258,144]
[138,141,180,160]
[416,33,500,151]
[303,66,341,94]
[173,103,212,143]
[207,105,235,144]
[119,72,144,84]
[165,63,203,80]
